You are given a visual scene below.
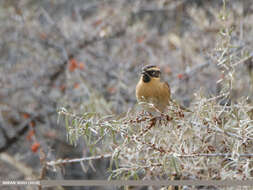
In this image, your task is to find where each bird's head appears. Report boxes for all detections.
[141,65,161,83]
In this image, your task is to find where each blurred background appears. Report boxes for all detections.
[0,0,253,190]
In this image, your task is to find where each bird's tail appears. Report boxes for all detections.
[170,99,192,112]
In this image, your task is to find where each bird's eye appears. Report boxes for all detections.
[146,70,160,77]
[152,71,160,77]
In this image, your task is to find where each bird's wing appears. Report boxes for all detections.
[163,82,192,112]
[163,82,171,98]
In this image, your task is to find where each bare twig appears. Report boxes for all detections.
[176,153,253,158]
[0,118,33,152]
[135,0,188,13]
[0,109,55,153]
[46,153,112,166]
[233,52,253,67]
[0,153,39,178]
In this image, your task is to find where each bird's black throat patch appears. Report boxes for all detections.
[142,73,151,83]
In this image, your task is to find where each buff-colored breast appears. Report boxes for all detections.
[136,77,171,112]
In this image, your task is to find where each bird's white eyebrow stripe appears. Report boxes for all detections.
[145,68,160,72]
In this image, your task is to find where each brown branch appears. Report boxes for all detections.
[0,110,55,153]
[48,28,126,87]
[0,119,31,152]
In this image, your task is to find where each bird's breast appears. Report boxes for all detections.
[136,79,169,104]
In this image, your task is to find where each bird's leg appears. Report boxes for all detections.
[140,110,145,116]
[150,113,165,125]
[141,110,153,117]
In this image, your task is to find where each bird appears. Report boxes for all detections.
[136,65,171,113]
[136,65,191,113]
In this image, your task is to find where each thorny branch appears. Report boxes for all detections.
[46,152,253,168]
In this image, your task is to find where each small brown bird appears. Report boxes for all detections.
[136,65,191,113]
[136,65,171,113]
